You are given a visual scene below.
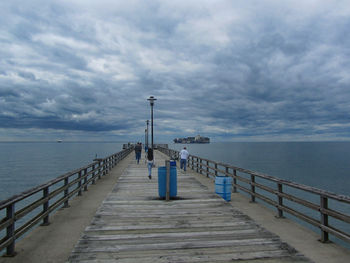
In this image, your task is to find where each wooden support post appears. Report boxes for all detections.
[92,164,96,184]
[42,187,50,225]
[196,157,199,173]
[84,168,88,191]
[77,171,82,196]
[98,161,102,179]
[215,163,218,177]
[206,160,209,177]
[250,174,256,203]
[277,183,284,218]
[166,160,170,201]
[191,156,194,170]
[233,169,237,193]
[5,203,16,257]
[63,177,70,208]
[320,196,329,243]
[102,160,106,176]
[200,159,203,174]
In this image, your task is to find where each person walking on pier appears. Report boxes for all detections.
[134,142,142,164]
[180,147,189,173]
[147,148,154,179]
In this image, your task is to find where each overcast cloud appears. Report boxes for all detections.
[1,0,350,142]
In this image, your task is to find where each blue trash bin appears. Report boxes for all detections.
[215,176,232,201]
[158,166,177,198]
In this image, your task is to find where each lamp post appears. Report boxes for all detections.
[146,120,149,149]
[147,96,156,150]
[144,128,147,150]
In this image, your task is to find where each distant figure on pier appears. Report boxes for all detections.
[134,142,142,164]
[180,147,189,173]
[147,148,154,179]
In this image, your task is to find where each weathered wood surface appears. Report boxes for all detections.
[69,152,311,262]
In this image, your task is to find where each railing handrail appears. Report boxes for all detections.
[157,146,350,246]
[0,150,127,209]
[0,165,89,209]
[0,146,134,256]
[175,152,350,203]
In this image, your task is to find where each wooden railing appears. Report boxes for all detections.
[0,146,133,256]
[158,146,350,246]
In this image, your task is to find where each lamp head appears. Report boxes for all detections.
[147,96,157,106]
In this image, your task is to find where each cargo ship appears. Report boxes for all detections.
[173,135,210,144]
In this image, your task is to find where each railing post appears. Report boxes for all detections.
[250,174,256,203]
[5,203,16,256]
[84,168,88,191]
[98,161,102,179]
[196,157,199,173]
[320,196,329,243]
[115,154,118,165]
[215,163,218,177]
[191,156,194,170]
[63,177,70,208]
[42,187,50,225]
[103,160,106,176]
[276,183,284,218]
[233,169,237,193]
[200,159,203,174]
[104,158,109,174]
[77,170,82,196]
[206,161,209,177]
[92,164,96,185]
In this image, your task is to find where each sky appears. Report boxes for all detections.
[1,0,350,143]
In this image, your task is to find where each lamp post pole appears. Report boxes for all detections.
[147,96,156,150]
[145,128,147,149]
[146,120,149,149]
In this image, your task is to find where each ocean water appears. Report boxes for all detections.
[0,142,124,201]
[1,141,349,200]
[171,142,350,248]
[0,141,349,248]
[171,142,350,196]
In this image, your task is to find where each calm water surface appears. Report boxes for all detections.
[172,142,350,196]
[1,141,349,200]
[0,142,123,201]
[0,141,349,248]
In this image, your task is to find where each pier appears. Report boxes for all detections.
[1,148,350,262]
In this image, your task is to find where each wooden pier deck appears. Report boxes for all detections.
[68,151,311,262]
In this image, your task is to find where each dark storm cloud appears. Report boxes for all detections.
[1,0,350,141]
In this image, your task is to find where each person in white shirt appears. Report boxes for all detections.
[180,147,189,172]
[147,148,154,179]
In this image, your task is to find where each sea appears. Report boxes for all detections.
[0,141,349,248]
[0,142,124,201]
[171,141,350,196]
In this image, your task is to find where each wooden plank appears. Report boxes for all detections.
[68,151,312,263]
[70,244,307,263]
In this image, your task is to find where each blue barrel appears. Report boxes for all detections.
[170,160,176,166]
[215,176,232,201]
[158,166,177,198]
